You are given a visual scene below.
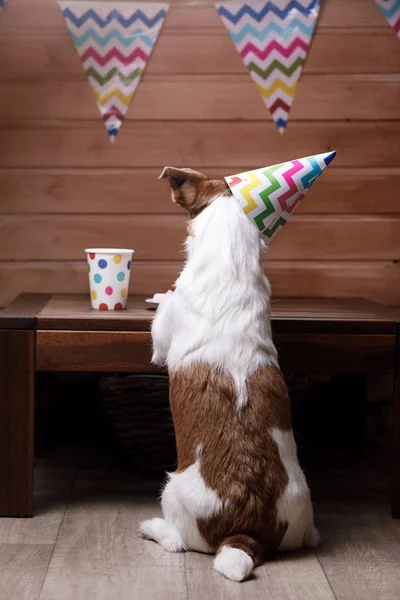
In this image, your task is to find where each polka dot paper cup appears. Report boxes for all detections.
[86,248,134,310]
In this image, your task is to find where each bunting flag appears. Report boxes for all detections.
[59,1,169,142]
[376,0,400,38]
[216,0,321,133]
[225,151,336,243]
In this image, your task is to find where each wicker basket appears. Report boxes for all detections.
[100,374,177,474]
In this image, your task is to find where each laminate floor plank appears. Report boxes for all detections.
[316,504,400,600]
[39,491,187,600]
[0,498,69,545]
[4,443,400,600]
[0,450,77,545]
[185,550,335,600]
[0,543,54,600]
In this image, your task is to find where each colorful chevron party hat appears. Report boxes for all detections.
[225,151,336,243]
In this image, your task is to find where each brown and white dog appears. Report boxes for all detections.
[139,167,318,582]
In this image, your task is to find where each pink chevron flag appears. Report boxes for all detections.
[59,1,169,142]
[376,0,400,39]
[225,151,336,243]
[216,0,321,133]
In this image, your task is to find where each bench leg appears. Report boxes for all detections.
[393,338,400,518]
[0,330,35,517]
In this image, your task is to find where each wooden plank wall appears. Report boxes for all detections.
[0,0,399,306]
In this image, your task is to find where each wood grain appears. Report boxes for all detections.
[36,330,156,372]
[393,337,400,517]
[2,261,400,309]
[317,511,400,599]
[39,494,187,600]
[267,261,400,307]
[1,168,399,215]
[19,442,400,600]
[33,294,398,334]
[1,214,400,261]
[0,330,35,517]
[1,32,399,79]
[0,214,184,261]
[37,295,155,333]
[2,437,399,599]
[35,328,396,375]
[0,262,180,308]
[0,0,399,308]
[1,76,399,121]
[0,499,69,545]
[41,565,187,600]
[185,551,335,600]
[0,0,389,36]
[275,333,396,375]
[1,123,398,168]
[0,544,53,600]
[0,294,49,329]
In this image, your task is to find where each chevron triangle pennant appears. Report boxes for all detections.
[59,1,169,142]
[376,0,400,38]
[225,151,336,243]
[216,0,321,133]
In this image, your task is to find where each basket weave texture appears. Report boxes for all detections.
[100,374,177,474]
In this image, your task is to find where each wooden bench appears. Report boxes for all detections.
[1,293,399,518]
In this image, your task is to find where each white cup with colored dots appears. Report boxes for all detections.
[86,248,134,310]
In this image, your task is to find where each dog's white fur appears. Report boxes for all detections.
[140,458,218,554]
[272,429,319,550]
[151,193,278,408]
[140,193,317,581]
[214,547,254,582]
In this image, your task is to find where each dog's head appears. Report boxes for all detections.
[159,167,230,218]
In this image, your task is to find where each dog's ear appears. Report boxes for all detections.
[159,167,208,214]
[159,167,206,188]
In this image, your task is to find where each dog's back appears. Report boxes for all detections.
[170,363,290,547]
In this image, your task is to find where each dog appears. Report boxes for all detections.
[139,167,318,582]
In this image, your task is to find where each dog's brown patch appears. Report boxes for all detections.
[169,364,291,555]
[159,166,230,218]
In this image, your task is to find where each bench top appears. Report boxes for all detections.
[1,293,399,334]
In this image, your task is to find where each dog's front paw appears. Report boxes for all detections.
[139,518,185,552]
[151,351,166,367]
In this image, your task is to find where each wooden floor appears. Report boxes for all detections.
[1,444,400,600]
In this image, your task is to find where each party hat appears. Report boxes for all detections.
[225,151,336,243]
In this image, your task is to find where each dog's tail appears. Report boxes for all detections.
[213,535,263,582]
